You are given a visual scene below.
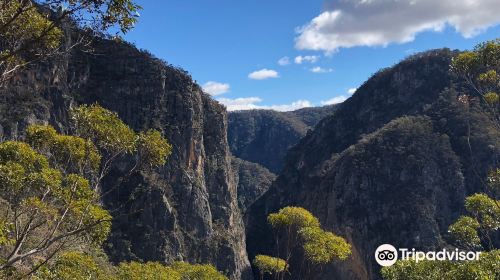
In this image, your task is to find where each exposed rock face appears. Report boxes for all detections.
[246,49,500,279]
[231,157,276,212]
[0,38,251,279]
[228,105,337,173]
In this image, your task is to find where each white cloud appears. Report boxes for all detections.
[295,0,500,53]
[310,66,333,73]
[294,55,320,64]
[202,81,230,96]
[278,56,291,66]
[218,97,312,111]
[347,87,357,95]
[321,95,348,105]
[248,69,279,80]
[267,100,313,111]
[217,97,263,110]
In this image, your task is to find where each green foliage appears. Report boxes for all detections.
[267,206,320,230]
[118,261,180,280]
[33,251,115,280]
[71,104,137,155]
[0,105,170,275]
[137,129,172,167]
[384,169,500,280]
[27,125,101,173]
[0,0,63,65]
[0,141,49,171]
[448,216,481,249]
[451,38,499,126]
[71,104,171,170]
[118,261,227,280]
[484,92,499,105]
[299,227,351,264]
[464,193,500,231]
[253,255,287,275]
[451,51,480,76]
[0,139,110,271]
[258,207,351,278]
[0,0,141,82]
[0,219,13,246]
[171,261,228,280]
[381,250,500,280]
[478,70,499,85]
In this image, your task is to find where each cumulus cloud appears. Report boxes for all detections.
[218,97,312,111]
[248,69,279,80]
[347,87,357,95]
[202,81,230,96]
[278,56,291,66]
[310,66,333,73]
[321,95,347,105]
[217,97,263,110]
[294,55,320,64]
[296,0,500,53]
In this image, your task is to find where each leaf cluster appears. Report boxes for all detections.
[252,255,287,275]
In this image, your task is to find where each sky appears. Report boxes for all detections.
[123,0,500,111]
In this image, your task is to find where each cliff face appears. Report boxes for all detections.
[246,49,500,279]
[0,38,251,280]
[228,105,338,173]
[231,157,276,213]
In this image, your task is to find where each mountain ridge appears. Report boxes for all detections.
[246,48,499,279]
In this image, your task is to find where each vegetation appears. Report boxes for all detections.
[0,0,141,83]
[382,39,500,279]
[254,206,351,279]
[170,261,228,280]
[381,250,499,280]
[253,255,287,280]
[30,251,228,280]
[0,104,171,277]
[451,38,499,128]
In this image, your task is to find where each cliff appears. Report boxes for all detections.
[0,38,251,280]
[246,49,500,279]
[231,157,276,213]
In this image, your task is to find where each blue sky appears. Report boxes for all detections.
[123,0,500,111]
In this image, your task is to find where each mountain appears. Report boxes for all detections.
[231,157,276,213]
[228,105,338,173]
[246,49,500,279]
[0,38,251,280]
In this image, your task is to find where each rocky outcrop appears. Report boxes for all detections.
[228,105,337,173]
[246,49,500,279]
[0,38,251,280]
[231,157,276,212]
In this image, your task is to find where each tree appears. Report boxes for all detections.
[0,0,141,83]
[254,206,351,279]
[381,250,500,280]
[118,261,228,280]
[451,38,499,128]
[118,261,180,280]
[70,104,172,190]
[0,140,112,274]
[253,255,287,280]
[33,251,115,280]
[0,104,171,276]
[171,261,228,280]
[382,170,500,280]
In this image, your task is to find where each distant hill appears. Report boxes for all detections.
[228,105,338,173]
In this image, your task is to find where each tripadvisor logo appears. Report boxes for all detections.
[375,244,398,266]
[374,244,482,267]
